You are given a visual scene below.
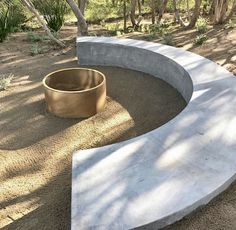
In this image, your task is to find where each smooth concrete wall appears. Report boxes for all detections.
[77,41,193,103]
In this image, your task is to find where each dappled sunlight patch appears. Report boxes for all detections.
[0,198,42,228]
[127,179,184,218]
[72,36,236,229]
[1,55,186,229]
[191,88,210,100]
[53,56,77,65]
[155,145,188,168]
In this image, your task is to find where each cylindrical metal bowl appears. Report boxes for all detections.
[43,68,106,118]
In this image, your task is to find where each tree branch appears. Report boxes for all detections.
[21,0,65,47]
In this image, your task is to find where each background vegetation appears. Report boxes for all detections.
[0,0,235,46]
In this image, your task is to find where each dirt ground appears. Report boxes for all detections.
[0,23,236,230]
[0,29,186,229]
[121,21,236,76]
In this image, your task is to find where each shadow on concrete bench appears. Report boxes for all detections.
[72,37,236,230]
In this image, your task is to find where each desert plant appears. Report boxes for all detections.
[225,19,235,29]
[33,0,69,32]
[142,34,156,41]
[0,73,14,90]
[26,32,43,42]
[195,34,207,45]
[86,0,123,22]
[141,24,149,33]
[0,8,8,42]
[148,22,169,37]
[0,0,26,42]
[105,22,122,32]
[196,17,208,33]
[127,26,134,33]
[162,33,175,46]
[30,43,48,55]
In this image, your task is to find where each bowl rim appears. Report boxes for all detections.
[42,67,106,93]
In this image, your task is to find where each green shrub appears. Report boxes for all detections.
[195,34,207,45]
[196,17,208,33]
[0,73,14,90]
[105,22,121,32]
[127,27,134,33]
[162,33,175,46]
[141,24,149,33]
[225,19,235,29]
[33,0,69,32]
[103,22,124,36]
[0,9,8,42]
[26,32,43,42]
[141,34,156,41]
[86,0,124,22]
[148,22,169,36]
[0,0,26,42]
[30,43,48,56]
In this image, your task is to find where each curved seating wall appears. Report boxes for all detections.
[72,37,236,230]
[77,39,193,103]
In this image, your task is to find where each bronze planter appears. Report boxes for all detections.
[43,68,106,118]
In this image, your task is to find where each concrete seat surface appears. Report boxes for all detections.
[72,37,236,229]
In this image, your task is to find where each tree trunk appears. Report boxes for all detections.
[151,0,156,24]
[158,0,168,21]
[223,0,236,22]
[130,0,137,28]
[21,0,65,47]
[79,0,86,16]
[215,0,227,23]
[209,0,215,20]
[138,0,142,15]
[173,0,185,26]
[219,0,228,22]
[123,0,127,32]
[130,0,142,30]
[187,0,202,28]
[186,0,191,21]
[66,0,88,35]
[213,0,232,24]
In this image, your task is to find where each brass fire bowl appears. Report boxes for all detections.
[43,68,106,118]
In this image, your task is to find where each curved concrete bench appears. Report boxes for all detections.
[72,37,236,229]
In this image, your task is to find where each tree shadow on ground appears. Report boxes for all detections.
[124,17,236,76]
[1,27,236,230]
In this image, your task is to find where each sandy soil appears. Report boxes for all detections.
[0,31,185,229]
[0,23,236,230]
